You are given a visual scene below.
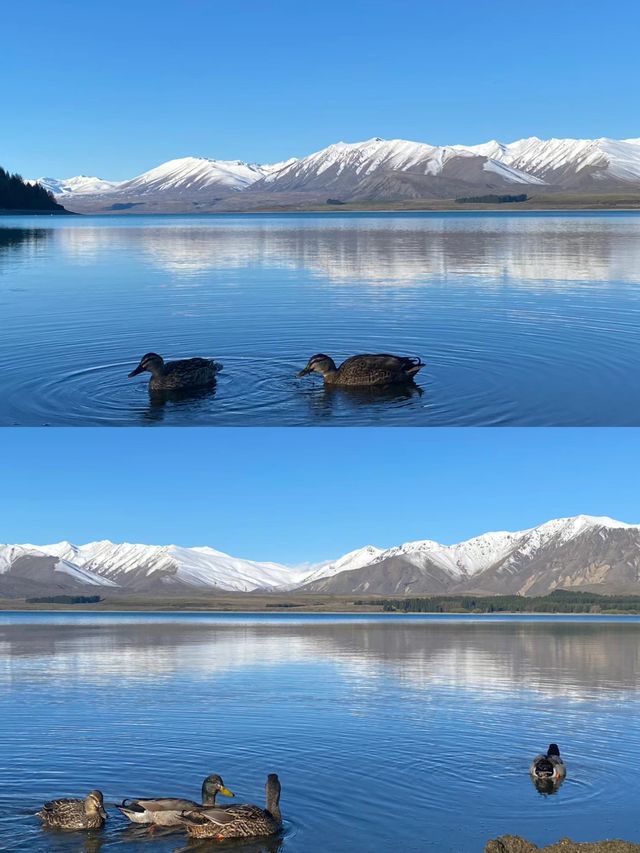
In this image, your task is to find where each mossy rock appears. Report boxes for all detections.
[485,837,640,853]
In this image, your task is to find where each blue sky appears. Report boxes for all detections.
[3,0,640,179]
[1,428,638,563]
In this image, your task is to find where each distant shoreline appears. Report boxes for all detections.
[6,193,640,216]
[0,208,75,216]
[2,597,640,616]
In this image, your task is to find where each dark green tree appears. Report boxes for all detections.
[0,167,66,212]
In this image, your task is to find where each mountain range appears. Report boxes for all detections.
[29,136,640,213]
[3,515,640,599]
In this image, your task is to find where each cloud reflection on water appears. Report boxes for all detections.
[43,216,640,285]
[2,618,639,702]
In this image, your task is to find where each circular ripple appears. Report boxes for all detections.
[2,268,640,424]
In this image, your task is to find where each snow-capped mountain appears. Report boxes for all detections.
[457,137,640,187]
[251,137,544,199]
[297,545,387,586]
[114,156,269,197]
[34,135,640,214]
[27,175,121,196]
[0,543,118,596]
[298,516,640,595]
[32,156,297,213]
[19,540,311,592]
[3,516,640,599]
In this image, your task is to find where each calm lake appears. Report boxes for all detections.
[0,613,639,853]
[1,212,640,425]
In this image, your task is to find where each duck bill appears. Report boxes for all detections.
[219,787,234,798]
[128,365,144,378]
[297,367,311,377]
[99,806,108,819]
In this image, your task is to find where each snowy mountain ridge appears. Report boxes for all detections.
[31,136,640,213]
[1,515,638,598]
[259,137,545,189]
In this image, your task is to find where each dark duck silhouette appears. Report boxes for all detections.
[530,743,566,783]
[297,353,424,386]
[128,352,222,392]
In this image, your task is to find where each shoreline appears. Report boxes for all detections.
[2,602,640,616]
[0,208,75,216]
[20,205,640,217]
[5,194,640,217]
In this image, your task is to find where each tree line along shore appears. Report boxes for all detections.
[0,167,68,213]
[2,589,640,613]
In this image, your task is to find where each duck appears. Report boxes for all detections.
[117,774,234,827]
[529,743,566,782]
[128,352,222,392]
[178,773,282,840]
[37,790,107,831]
[297,353,424,386]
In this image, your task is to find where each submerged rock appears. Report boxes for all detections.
[485,837,640,853]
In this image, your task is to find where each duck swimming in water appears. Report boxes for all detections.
[118,774,234,827]
[37,790,107,831]
[530,743,566,782]
[178,773,282,840]
[128,353,222,392]
[297,353,424,387]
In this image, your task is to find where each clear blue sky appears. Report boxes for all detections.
[3,0,640,179]
[1,428,638,563]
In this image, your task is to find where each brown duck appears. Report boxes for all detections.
[298,353,424,386]
[128,352,222,392]
[37,790,107,831]
[178,774,282,840]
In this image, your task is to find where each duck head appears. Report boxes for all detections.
[547,743,560,758]
[201,774,234,805]
[128,353,164,378]
[297,354,337,378]
[84,790,107,820]
[266,773,281,821]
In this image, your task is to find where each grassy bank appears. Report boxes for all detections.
[245,193,640,213]
[2,589,640,613]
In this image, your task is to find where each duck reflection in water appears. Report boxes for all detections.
[301,379,423,420]
[141,384,218,422]
[172,834,285,853]
[531,774,565,796]
[82,836,107,853]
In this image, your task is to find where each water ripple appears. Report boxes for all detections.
[2,213,640,425]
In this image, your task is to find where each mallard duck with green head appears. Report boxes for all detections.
[118,774,234,827]
[37,790,107,831]
[128,352,222,392]
[297,353,424,386]
[178,773,282,840]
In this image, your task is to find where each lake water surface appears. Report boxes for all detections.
[2,212,640,425]
[1,613,639,852]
